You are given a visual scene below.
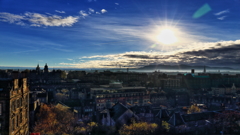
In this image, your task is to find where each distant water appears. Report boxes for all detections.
[1,67,240,75]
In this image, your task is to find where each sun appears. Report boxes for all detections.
[157,29,177,44]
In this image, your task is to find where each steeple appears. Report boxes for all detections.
[44,63,49,73]
[36,64,40,71]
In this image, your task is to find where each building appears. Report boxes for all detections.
[0,72,29,135]
[90,82,150,111]
[28,64,62,84]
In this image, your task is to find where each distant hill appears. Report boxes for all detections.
[138,64,233,70]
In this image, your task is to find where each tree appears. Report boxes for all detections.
[162,121,170,132]
[187,105,201,114]
[214,110,240,134]
[33,104,58,134]
[55,93,68,102]
[119,122,158,135]
[61,71,67,79]
[34,104,79,135]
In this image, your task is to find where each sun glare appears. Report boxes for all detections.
[157,29,177,44]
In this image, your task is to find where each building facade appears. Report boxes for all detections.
[0,74,29,135]
[91,82,150,111]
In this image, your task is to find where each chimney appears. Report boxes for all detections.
[191,69,195,74]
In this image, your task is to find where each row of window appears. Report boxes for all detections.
[96,93,145,98]
[12,95,28,112]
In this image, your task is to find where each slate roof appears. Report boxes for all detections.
[168,112,185,126]
[64,99,82,107]
[168,111,217,126]
[156,109,170,119]
[181,112,215,122]
[130,105,152,114]
[111,102,129,121]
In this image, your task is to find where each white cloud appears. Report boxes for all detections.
[60,39,240,68]
[218,16,227,20]
[214,9,229,16]
[0,12,25,25]
[0,12,79,27]
[88,0,97,2]
[79,10,88,17]
[101,9,107,13]
[96,12,101,14]
[115,3,119,5]
[55,10,66,14]
[26,12,79,27]
[89,8,94,13]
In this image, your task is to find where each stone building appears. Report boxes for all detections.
[28,64,62,84]
[91,82,150,111]
[0,72,29,135]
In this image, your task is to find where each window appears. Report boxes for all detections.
[20,113,22,124]
[0,103,2,115]
[12,118,15,131]
[16,115,19,127]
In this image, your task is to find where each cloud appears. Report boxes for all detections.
[96,12,101,14]
[79,10,88,17]
[0,12,25,25]
[218,16,227,20]
[101,9,107,13]
[115,3,119,5]
[214,9,229,16]
[0,12,79,27]
[26,12,79,27]
[89,8,94,13]
[55,10,65,14]
[60,40,240,68]
[88,0,97,2]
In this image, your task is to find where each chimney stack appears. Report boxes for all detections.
[191,69,195,74]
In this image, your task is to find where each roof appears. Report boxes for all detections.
[91,86,145,91]
[64,100,82,107]
[168,112,185,126]
[111,102,129,121]
[156,109,170,119]
[181,112,215,122]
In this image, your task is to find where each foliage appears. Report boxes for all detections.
[55,93,68,102]
[162,121,170,132]
[214,110,240,134]
[119,122,158,135]
[67,71,86,79]
[61,70,67,79]
[34,104,83,135]
[187,105,201,114]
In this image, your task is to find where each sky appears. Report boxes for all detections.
[1,0,240,69]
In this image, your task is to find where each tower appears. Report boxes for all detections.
[203,65,206,73]
[36,64,41,74]
[0,72,29,135]
[36,64,40,71]
[44,63,49,73]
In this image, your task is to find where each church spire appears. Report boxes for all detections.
[44,63,49,73]
[203,65,206,73]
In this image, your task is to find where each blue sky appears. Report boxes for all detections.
[1,0,240,68]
